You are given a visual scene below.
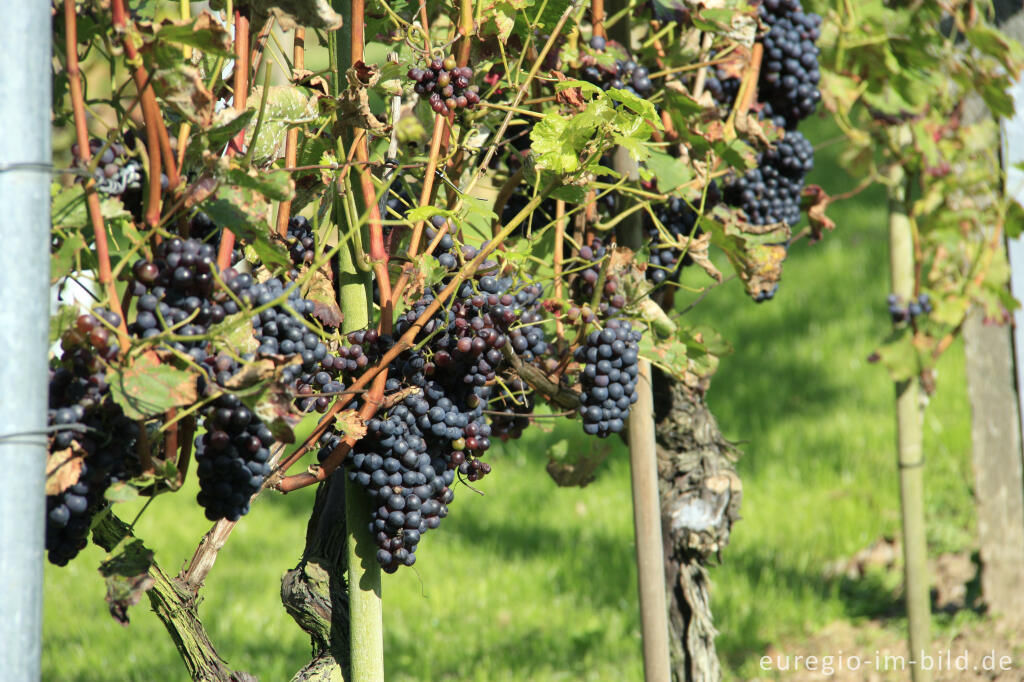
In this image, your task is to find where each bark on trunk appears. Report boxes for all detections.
[280,471,350,681]
[652,368,742,682]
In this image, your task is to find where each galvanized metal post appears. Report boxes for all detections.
[0,1,53,679]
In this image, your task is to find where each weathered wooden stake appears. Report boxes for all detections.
[886,145,932,682]
[629,360,672,681]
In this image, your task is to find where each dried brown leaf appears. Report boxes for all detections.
[299,264,343,328]
[46,445,85,496]
[803,184,836,242]
[335,409,367,441]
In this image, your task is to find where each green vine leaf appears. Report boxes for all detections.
[98,537,155,626]
[208,312,259,356]
[873,328,923,383]
[200,184,291,270]
[223,168,295,202]
[107,354,200,420]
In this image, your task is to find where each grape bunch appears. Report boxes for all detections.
[488,378,534,440]
[60,309,124,360]
[574,319,642,437]
[285,216,316,268]
[887,292,933,323]
[323,268,550,571]
[45,350,139,565]
[328,386,460,572]
[580,37,655,98]
[723,129,813,226]
[71,138,143,198]
[129,237,226,363]
[705,66,741,109]
[408,56,480,116]
[188,213,244,267]
[758,0,822,130]
[194,391,275,522]
[500,191,559,238]
[424,215,459,269]
[227,274,357,414]
[573,238,626,315]
[644,197,701,285]
[704,0,821,131]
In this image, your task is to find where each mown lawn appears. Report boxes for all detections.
[42,116,979,680]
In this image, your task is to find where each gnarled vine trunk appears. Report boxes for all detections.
[280,472,350,681]
[652,369,742,682]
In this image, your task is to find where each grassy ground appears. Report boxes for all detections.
[42,116,980,680]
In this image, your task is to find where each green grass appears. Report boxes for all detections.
[42,116,978,680]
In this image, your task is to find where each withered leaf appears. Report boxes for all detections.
[107,352,199,420]
[46,445,85,496]
[99,538,156,626]
[335,410,367,441]
[299,264,343,328]
[802,184,836,242]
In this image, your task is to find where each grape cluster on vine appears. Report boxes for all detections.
[643,196,705,285]
[408,56,480,116]
[573,238,625,315]
[888,293,933,323]
[723,129,814,226]
[71,138,143,198]
[575,320,642,437]
[758,0,822,130]
[194,391,275,522]
[45,341,139,565]
[581,37,655,98]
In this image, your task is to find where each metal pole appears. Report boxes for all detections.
[0,0,53,679]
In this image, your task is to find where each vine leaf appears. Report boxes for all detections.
[531,112,589,173]
[208,312,259,356]
[51,184,128,229]
[299,265,343,328]
[802,184,836,241]
[1006,198,1024,240]
[223,168,295,202]
[646,150,694,195]
[142,11,234,58]
[201,184,291,270]
[104,482,141,504]
[50,305,79,344]
[335,410,367,441]
[186,110,256,161]
[98,538,156,626]
[150,64,216,127]
[545,437,611,488]
[46,444,85,496]
[107,354,199,420]
[239,0,344,30]
[639,332,689,380]
[872,328,922,382]
[226,358,304,442]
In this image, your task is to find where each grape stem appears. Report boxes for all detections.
[63,0,131,351]
[275,26,305,237]
[110,0,180,199]
[92,513,255,681]
[216,10,251,271]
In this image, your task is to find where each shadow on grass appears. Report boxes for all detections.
[716,546,905,670]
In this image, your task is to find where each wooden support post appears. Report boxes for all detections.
[630,359,672,682]
[963,307,1024,620]
[886,147,932,682]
